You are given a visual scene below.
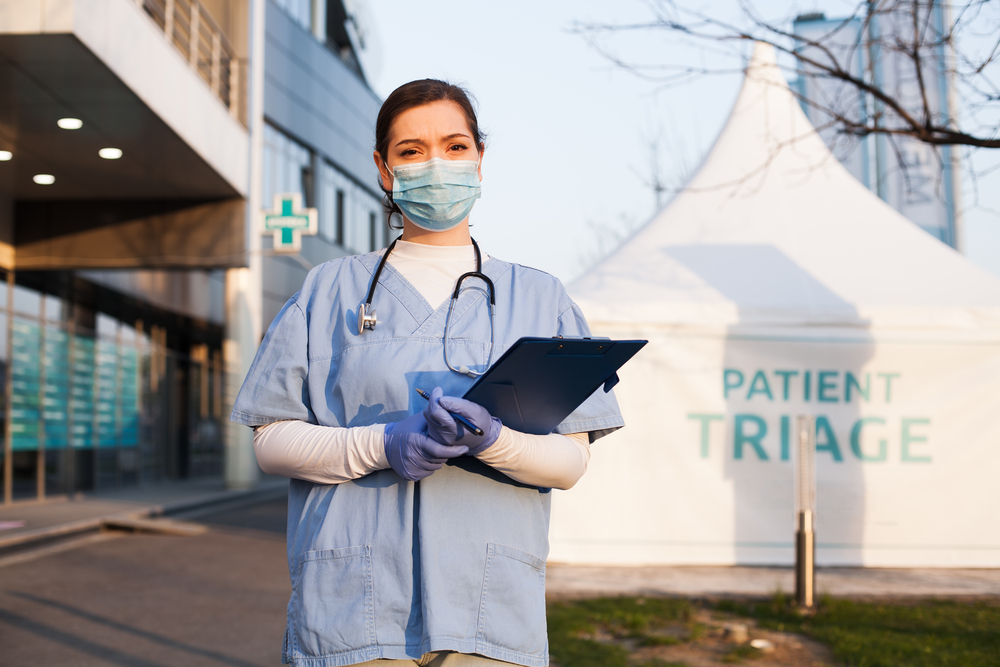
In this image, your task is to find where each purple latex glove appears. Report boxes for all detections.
[384,411,468,482]
[423,386,502,456]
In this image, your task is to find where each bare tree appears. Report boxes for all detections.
[576,212,645,274]
[574,0,1000,150]
[630,122,697,211]
[579,124,697,272]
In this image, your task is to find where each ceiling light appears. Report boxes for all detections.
[33,174,55,185]
[0,151,11,161]
[98,148,122,160]
[57,118,83,130]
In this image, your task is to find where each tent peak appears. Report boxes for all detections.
[569,37,1000,327]
[747,41,782,84]
[742,41,797,103]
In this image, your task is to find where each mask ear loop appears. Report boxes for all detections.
[382,160,405,230]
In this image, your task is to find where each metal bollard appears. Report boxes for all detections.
[794,415,816,610]
[795,508,815,608]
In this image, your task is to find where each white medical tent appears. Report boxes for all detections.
[550,43,1000,568]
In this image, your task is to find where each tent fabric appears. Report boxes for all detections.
[550,43,1000,568]
[571,44,1000,332]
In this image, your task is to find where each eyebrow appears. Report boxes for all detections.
[394,133,472,148]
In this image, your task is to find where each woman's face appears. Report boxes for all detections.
[375,100,483,193]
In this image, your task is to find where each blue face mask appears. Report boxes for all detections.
[390,158,481,232]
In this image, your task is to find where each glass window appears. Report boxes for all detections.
[96,313,118,340]
[13,285,40,316]
[336,190,345,245]
[44,295,63,322]
[267,125,384,254]
[263,124,312,213]
[274,0,312,33]
[317,160,336,241]
[120,322,137,345]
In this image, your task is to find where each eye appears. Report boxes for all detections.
[400,148,418,157]
[449,143,468,152]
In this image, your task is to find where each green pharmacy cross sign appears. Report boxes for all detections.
[263,193,318,253]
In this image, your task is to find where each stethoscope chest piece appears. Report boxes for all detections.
[358,303,377,335]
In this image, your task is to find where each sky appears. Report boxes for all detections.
[363,0,1000,285]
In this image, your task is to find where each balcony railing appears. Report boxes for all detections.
[136,0,246,127]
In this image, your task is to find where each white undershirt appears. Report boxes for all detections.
[254,422,590,490]
[384,240,486,309]
[252,241,592,489]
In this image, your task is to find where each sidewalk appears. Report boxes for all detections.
[0,476,289,553]
[546,563,1000,599]
[4,484,998,599]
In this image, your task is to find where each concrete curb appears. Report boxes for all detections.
[0,481,288,560]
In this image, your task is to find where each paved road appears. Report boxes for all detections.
[0,498,291,667]
[4,493,997,666]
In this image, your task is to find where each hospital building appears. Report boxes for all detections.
[0,0,384,503]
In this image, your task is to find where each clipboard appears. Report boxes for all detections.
[463,337,647,435]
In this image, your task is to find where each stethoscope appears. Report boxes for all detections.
[358,237,497,378]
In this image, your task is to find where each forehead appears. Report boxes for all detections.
[389,100,472,142]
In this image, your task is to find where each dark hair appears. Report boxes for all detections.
[374,79,486,228]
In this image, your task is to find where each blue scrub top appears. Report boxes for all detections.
[233,252,623,667]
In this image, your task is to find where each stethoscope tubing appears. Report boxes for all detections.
[360,237,496,377]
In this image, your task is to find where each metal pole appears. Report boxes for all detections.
[135,319,144,484]
[211,33,222,96]
[3,270,13,504]
[66,310,76,496]
[229,58,240,121]
[795,414,816,610]
[36,297,45,500]
[796,508,815,608]
[164,0,175,46]
[92,318,101,491]
[115,322,123,488]
[189,3,201,69]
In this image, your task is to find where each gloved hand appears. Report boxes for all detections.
[384,412,468,482]
[423,386,502,456]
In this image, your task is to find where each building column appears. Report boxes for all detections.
[311,0,327,42]
[223,0,266,489]
[224,266,260,488]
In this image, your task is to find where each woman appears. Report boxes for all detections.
[232,79,623,667]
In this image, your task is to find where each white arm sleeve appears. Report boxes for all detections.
[473,428,591,490]
[253,420,390,484]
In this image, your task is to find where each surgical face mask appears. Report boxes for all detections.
[390,157,481,232]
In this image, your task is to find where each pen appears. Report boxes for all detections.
[415,388,485,436]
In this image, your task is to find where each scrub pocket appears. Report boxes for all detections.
[292,545,376,657]
[476,543,547,656]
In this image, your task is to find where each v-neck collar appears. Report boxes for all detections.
[357,252,509,336]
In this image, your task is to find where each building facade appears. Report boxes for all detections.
[0,0,383,503]
[793,6,961,248]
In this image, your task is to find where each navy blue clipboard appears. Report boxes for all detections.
[463,337,648,435]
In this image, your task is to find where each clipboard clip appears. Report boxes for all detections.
[552,335,611,341]
[603,372,620,393]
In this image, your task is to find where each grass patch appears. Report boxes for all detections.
[548,594,1000,666]
[721,643,764,663]
[716,593,1000,667]
[547,597,694,667]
